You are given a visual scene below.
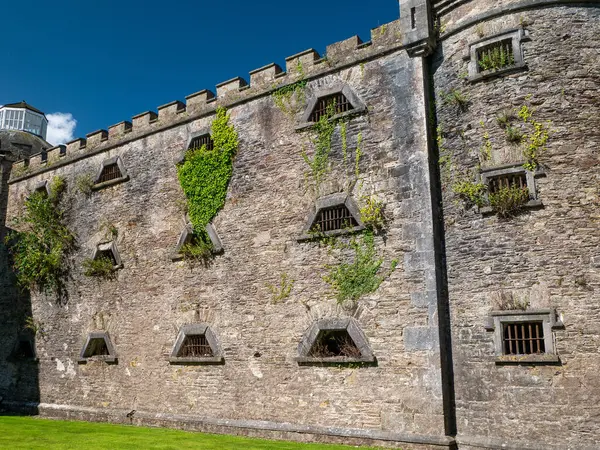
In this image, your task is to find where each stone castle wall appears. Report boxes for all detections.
[434,3,600,449]
[1,22,453,449]
[1,1,600,448]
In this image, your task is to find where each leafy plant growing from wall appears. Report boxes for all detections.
[488,185,530,218]
[5,176,74,294]
[266,272,295,304]
[177,107,239,258]
[82,256,115,279]
[272,61,306,116]
[324,231,397,305]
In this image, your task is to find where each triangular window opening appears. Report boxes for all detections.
[97,163,122,184]
[309,93,354,122]
[308,329,362,358]
[15,339,35,359]
[188,133,214,151]
[310,204,358,233]
[83,337,110,358]
[177,334,214,358]
[34,186,48,196]
[96,249,117,266]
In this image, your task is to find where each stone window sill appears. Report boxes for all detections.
[78,356,118,365]
[295,355,376,366]
[169,356,224,365]
[480,199,543,215]
[297,225,365,242]
[295,107,367,132]
[495,354,560,365]
[92,176,129,191]
[468,62,528,83]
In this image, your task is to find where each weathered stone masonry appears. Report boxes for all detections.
[1,1,599,449]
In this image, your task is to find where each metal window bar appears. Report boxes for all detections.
[476,38,514,71]
[84,338,109,357]
[309,93,354,122]
[97,163,122,183]
[311,204,358,233]
[178,334,213,357]
[488,173,527,194]
[188,134,214,151]
[503,321,545,355]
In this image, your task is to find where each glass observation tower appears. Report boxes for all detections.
[0,101,48,140]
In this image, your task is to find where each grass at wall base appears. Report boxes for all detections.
[0,416,375,450]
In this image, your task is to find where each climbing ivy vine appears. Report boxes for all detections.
[177,107,238,255]
[5,176,75,294]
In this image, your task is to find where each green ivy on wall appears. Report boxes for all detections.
[177,107,239,253]
[5,176,74,294]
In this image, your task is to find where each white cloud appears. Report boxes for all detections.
[46,112,77,146]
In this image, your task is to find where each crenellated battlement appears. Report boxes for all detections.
[8,20,405,181]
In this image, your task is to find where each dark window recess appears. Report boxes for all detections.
[188,134,214,151]
[97,249,117,266]
[488,172,528,194]
[34,186,48,196]
[97,163,122,183]
[309,93,354,122]
[41,151,48,163]
[503,322,546,355]
[177,335,213,357]
[309,330,361,358]
[83,338,109,357]
[15,340,35,359]
[311,204,358,233]
[477,38,515,72]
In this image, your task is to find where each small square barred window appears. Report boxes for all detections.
[477,38,515,72]
[503,321,545,355]
[310,204,358,233]
[488,172,528,194]
[188,134,214,151]
[177,334,214,358]
[83,338,109,358]
[97,163,122,184]
[309,93,354,122]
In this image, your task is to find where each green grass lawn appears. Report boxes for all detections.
[0,415,370,449]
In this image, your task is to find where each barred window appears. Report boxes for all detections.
[476,38,515,72]
[310,204,358,233]
[309,93,354,122]
[503,321,545,355]
[177,334,213,357]
[97,163,122,183]
[188,133,214,151]
[487,172,528,194]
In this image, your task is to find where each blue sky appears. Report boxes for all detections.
[0,0,398,144]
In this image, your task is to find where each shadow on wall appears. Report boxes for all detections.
[0,237,40,414]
